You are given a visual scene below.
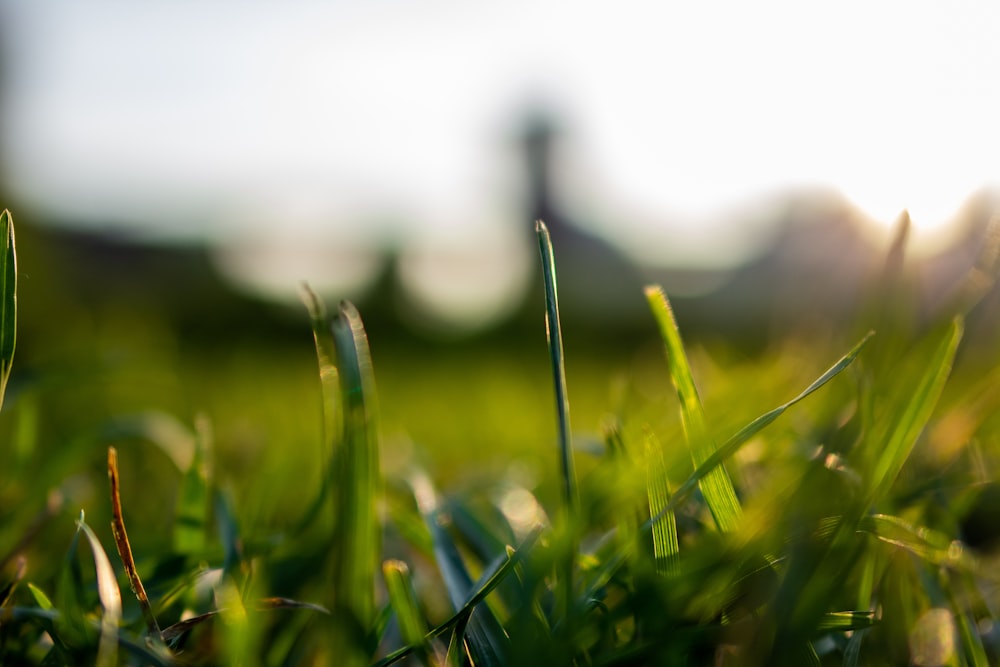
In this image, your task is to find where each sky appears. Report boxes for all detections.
[1,1,998,323]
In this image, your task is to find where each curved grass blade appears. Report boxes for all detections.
[296,284,341,533]
[859,514,979,573]
[645,285,741,532]
[76,512,122,667]
[865,318,962,508]
[0,209,15,412]
[331,301,381,656]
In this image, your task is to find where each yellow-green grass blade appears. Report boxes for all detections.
[75,512,122,667]
[645,285,741,532]
[383,560,440,665]
[815,611,876,631]
[374,527,529,667]
[330,301,381,655]
[0,209,16,412]
[644,432,678,575]
[865,318,963,508]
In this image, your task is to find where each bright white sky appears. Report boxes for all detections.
[1,1,999,316]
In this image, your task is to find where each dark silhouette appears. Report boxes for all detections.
[519,111,648,333]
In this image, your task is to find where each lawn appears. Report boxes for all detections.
[2,209,999,665]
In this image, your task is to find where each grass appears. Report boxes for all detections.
[2,206,1000,665]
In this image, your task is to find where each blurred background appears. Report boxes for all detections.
[0,0,999,486]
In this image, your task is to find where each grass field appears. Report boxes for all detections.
[2,208,1000,665]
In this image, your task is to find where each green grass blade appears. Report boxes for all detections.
[297,285,341,532]
[0,209,16,412]
[645,285,741,532]
[75,512,122,667]
[329,301,381,657]
[409,472,509,667]
[535,221,578,516]
[866,318,963,507]
[310,302,381,664]
[644,432,678,575]
[536,219,579,627]
[649,331,872,526]
[374,536,527,667]
[382,560,433,659]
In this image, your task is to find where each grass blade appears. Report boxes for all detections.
[76,512,122,667]
[374,533,529,667]
[383,560,440,664]
[330,300,381,655]
[815,611,876,631]
[0,209,15,412]
[651,331,872,526]
[409,471,509,667]
[107,447,163,641]
[535,220,578,516]
[644,432,678,575]
[866,318,963,507]
[645,285,741,532]
[536,219,579,626]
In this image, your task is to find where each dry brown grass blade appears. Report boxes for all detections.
[108,446,163,641]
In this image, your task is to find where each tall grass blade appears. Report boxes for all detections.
[866,318,962,507]
[535,220,578,513]
[76,512,121,667]
[536,219,579,625]
[0,209,15,412]
[645,285,741,532]
[330,300,381,653]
